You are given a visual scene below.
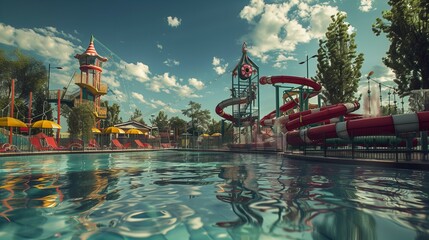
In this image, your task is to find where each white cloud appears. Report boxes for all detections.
[132,92,147,104]
[189,78,205,90]
[164,58,180,67]
[212,57,229,75]
[177,85,201,98]
[239,0,265,22]
[359,0,373,12]
[124,61,151,82]
[0,23,77,65]
[273,54,297,69]
[157,43,163,50]
[239,1,340,65]
[167,16,182,27]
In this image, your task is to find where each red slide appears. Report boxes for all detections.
[259,76,322,126]
[286,111,429,145]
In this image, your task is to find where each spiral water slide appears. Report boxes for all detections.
[259,75,429,146]
[215,94,256,123]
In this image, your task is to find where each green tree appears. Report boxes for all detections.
[67,103,95,144]
[181,101,211,135]
[373,0,429,101]
[0,49,47,99]
[129,108,146,125]
[314,12,364,104]
[207,119,222,134]
[153,111,169,131]
[169,116,187,136]
[104,102,122,127]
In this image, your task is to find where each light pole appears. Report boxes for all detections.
[150,114,155,136]
[299,54,317,78]
[47,64,63,97]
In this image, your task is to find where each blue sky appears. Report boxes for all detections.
[0,0,397,123]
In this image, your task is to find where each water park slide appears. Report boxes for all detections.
[286,110,429,146]
[215,94,256,124]
[259,76,322,126]
[259,75,429,147]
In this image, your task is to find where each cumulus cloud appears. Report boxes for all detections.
[273,54,297,69]
[167,16,182,27]
[239,0,340,64]
[164,58,180,67]
[212,57,229,75]
[188,78,205,90]
[157,43,163,50]
[359,0,373,12]
[132,92,147,104]
[0,23,77,65]
[124,61,151,82]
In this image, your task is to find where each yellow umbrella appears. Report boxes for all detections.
[126,128,143,135]
[92,128,101,133]
[0,117,27,128]
[31,120,62,129]
[211,133,222,137]
[200,133,210,137]
[104,126,125,134]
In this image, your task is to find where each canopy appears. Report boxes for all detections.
[91,128,101,133]
[0,117,27,128]
[104,126,125,134]
[31,120,62,129]
[126,128,143,135]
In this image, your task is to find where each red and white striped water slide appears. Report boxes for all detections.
[259,75,429,146]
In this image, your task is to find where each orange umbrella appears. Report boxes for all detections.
[0,117,27,128]
[92,128,102,133]
[126,128,144,135]
[104,126,125,134]
[31,120,62,129]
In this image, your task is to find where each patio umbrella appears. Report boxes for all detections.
[200,133,210,137]
[126,128,143,135]
[211,133,222,137]
[91,127,102,133]
[104,126,125,134]
[0,117,27,128]
[31,120,62,129]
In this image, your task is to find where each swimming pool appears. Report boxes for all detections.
[0,151,428,239]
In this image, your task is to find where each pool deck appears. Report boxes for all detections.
[1,148,429,171]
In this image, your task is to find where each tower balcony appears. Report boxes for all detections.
[75,78,108,96]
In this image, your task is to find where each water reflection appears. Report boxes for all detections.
[0,152,428,239]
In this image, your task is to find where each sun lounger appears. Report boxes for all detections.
[0,143,19,152]
[134,139,152,149]
[45,137,66,150]
[111,139,124,149]
[30,137,49,151]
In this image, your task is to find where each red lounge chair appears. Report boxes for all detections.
[30,137,49,151]
[45,137,66,150]
[87,139,100,150]
[111,139,124,149]
[134,139,145,149]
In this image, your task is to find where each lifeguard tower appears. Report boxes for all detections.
[74,35,108,123]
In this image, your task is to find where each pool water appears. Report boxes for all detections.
[0,151,428,240]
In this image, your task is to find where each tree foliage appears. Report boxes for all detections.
[181,101,211,135]
[169,116,187,136]
[67,103,95,143]
[102,101,122,127]
[129,108,146,125]
[0,49,47,100]
[373,0,429,98]
[153,111,169,131]
[313,13,364,104]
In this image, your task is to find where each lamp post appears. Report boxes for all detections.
[150,114,155,136]
[299,54,318,78]
[47,64,63,97]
